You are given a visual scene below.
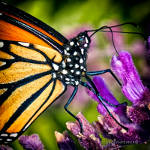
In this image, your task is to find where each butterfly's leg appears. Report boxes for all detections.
[64,86,83,133]
[81,76,128,131]
[86,69,121,86]
[80,81,118,107]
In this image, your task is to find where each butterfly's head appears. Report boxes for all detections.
[75,31,91,49]
[63,31,91,60]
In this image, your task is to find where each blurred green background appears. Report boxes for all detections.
[3,0,150,149]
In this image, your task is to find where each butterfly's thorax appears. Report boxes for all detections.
[51,32,91,86]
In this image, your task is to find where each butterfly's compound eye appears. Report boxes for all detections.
[77,32,91,48]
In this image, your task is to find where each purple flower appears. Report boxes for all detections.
[55,131,76,150]
[66,112,102,150]
[0,145,13,150]
[18,134,44,150]
[88,51,150,145]
[87,76,119,115]
[111,51,148,105]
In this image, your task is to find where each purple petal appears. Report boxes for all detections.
[55,131,76,150]
[0,145,13,150]
[111,51,147,105]
[66,112,102,150]
[87,76,119,115]
[113,102,131,124]
[18,134,44,150]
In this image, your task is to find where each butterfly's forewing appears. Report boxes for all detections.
[0,2,68,52]
[0,2,67,143]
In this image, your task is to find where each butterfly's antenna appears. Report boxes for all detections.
[87,22,146,39]
[101,30,146,39]
[87,22,138,36]
[106,26,119,55]
[87,25,119,55]
[86,22,146,55]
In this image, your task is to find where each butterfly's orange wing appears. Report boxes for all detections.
[0,2,67,143]
[0,2,68,51]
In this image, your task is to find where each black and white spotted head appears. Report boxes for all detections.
[73,31,91,49]
[63,31,91,55]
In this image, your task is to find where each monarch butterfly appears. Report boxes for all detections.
[0,1,128,144]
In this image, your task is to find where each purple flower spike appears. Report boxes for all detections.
[0,145,13,150]
[66,112,102,150]
[55,131,76,150]
[18,134,44,150]
[86,50,150,145]
[87,76,119,115]
[111,51,148,105]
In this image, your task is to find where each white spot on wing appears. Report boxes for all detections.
[6,138,12,141]
[18,42,30,47]
[65,81,70,84]
[1,2,7,5]
[0,62,6,67]
[1,133,8,137]
[0,41,4,48]
[10,133,18,137]
[65,78,70,81]
[23,124,30,131]
[0,13,3,15]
